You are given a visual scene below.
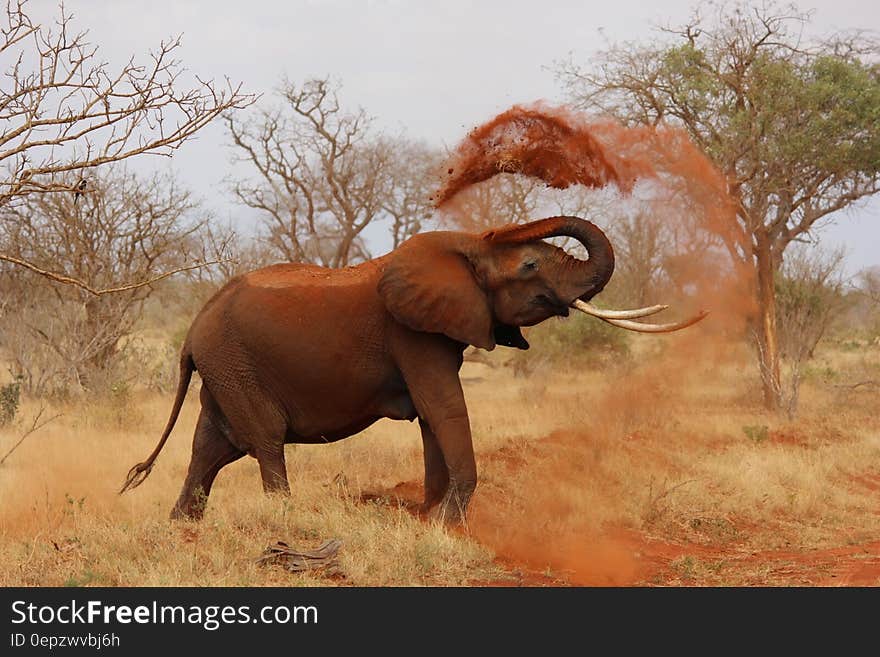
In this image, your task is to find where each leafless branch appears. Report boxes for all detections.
[0,406,62,467]
[834,380,879,390]
[0,252,228,296]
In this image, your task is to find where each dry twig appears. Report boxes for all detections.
[0,406,62,466]
[255,539,343,576]
[0,253,230,296]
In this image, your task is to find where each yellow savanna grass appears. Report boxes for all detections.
[0,336,878,586]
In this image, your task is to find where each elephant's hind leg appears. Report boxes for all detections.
[218,399,289,495]
[171,409,245,520]
[255,445,290,496]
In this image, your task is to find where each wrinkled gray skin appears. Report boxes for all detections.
[121,216,614,524]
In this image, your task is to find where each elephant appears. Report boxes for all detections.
[121,216,703,524]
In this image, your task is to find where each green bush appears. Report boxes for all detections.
[538,314,631,356]
[742,424,769,444]
[507,314,631,376]
[0,375,24,427]
[802,363,837,382]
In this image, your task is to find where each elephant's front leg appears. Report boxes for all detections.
[419,418,450,513]
[427,408,477,526]
[396,335,476,526]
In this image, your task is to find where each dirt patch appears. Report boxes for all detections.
[357,481,424,514]
[341,405,880,588]
[851,472,880,493]
[467,433,880,586]
[472,523,880,587]
[758,542,880,586]
[768,429,811,448]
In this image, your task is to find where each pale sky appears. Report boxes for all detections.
[26,0,880,274]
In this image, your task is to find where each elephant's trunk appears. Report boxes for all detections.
[483,216,615,302]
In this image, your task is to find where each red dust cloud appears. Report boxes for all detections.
[434,103,740,245]
[432,104,645,204]
[436,102,755,329]
[434,103,758,584]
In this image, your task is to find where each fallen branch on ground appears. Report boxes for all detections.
[834,380,879,390]
[255,539,343,576]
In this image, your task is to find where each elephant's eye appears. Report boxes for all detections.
[522,260,538,272]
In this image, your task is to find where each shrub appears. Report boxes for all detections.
[531,314,630,359]
[506,314,631,376]
[0,375,24,427]
[742,424,769,444]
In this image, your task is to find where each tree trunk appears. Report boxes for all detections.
[81,297,121,388]
[753,234,782,410]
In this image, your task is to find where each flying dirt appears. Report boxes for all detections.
[433,103,747,317]
[432,104,642,205]
[434,103,733,213]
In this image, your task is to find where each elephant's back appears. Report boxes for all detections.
[197,259,387,372]
[189,259,394,431]
[243,261,383,290]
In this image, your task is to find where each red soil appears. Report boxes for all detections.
[471,432,880,587]
[358,436,880,587]
[852,473,880,493]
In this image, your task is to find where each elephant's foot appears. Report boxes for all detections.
[428,482,474,527]
[419,500,439,517]
[170,487,208,521]
[169,505,204,521]
[428,504,465,527]
[419,487,446,516]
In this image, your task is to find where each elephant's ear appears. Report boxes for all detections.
[378,237,495,351]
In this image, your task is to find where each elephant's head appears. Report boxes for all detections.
[379,216,705,351]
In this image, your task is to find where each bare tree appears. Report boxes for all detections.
[0,167,204,393]
[858,267,880,307]
[382,138,442,248]
[193,219,273,284]
[775,243,847,416]
[0,0,254,289]
[438,174,542,232]
[852,266,880,357]
[593,205,673,307]
[168,219,269,300]
[228,78,437,266]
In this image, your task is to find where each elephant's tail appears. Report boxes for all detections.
[119,346,195,494]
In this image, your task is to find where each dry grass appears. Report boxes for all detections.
[0,393,498,586]
[1,334,878,586]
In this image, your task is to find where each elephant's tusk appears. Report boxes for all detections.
[572,299,669,319]
[597,311,709,333]
[572,302,709,333]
